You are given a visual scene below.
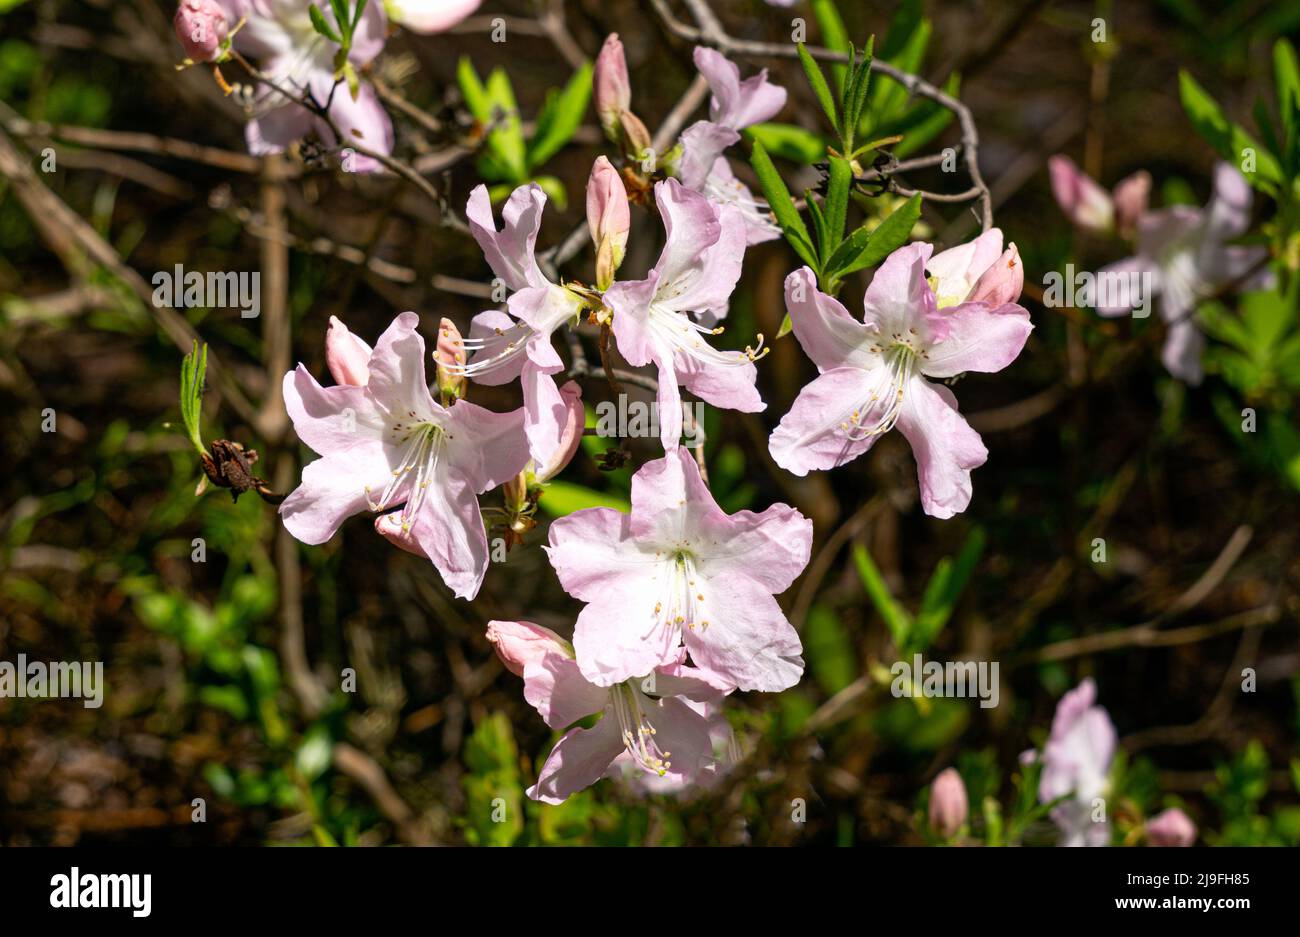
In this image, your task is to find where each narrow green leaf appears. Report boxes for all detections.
[179,340,207,456]
[824,156,852,259]
[328,0,350,42]
[852,545,911,649]
[750,141,819,270]
[810,0,851,91]
[913,527,985,651]
[836,193,922,277]
[805,190,829,259]
[457,57,491,124]
[308,4,341,43]
[797,43,840,138]
[1179,69,1282,190]
[843,37,875,139]
[526,62,593,170]
[486,67,528,182]
[744,122,828,163]
[351,0,369,30]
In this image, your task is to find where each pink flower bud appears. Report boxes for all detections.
[173,0,229,63]
[486,619,571,676]
[594,34,632,140]
[928,768,968,839]
[535,381,584,483]
[1112,170,1152,238]
[1049,154,1115,234]
[433,317,468,400]
[586,158,630,290]
[967,242,1024,306]
[375,512,427,558]
[325,315,372,386]
[1146,808,1196,847]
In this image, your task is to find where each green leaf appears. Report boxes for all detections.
[806,604,856,696]
[179,340,207,457]
[913,527,985,651]
[824,156,853,262]
[750,141,818,270]
[842,37,875,139]
[832,193,921,278]
[805,189,829,259]
[485,68,528,182]
[351,0,369,31]
[870,0,930,123]
[811,0,851,92]
[1179,69,1283,190]
[457,57,491,124]
[309,4,342,44]
[538,481,631,516]
[1275,39,1300,120]
[527,62,593,170]
[852,545,911,649]
[744,122,828,163]
[797,43,840,139]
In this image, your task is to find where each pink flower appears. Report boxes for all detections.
[587,156,630,290]
[215,0,394,172]
[325,315,372,386]
[387,0,480,34]
[1049,155,1151,238]
[675,48,787,245]
[603,179,766,450]
[488,619,729,803]
[769,234,1033,518]
[1096,163,1272,385]
[460,183,585,465]
[174,0,230,62]
[1039,678,1116,847]
[1146,807,1197,847]
[279,312,529,599]
[545,448,812,691]
[928,767,968,839]
[1049,155,1116,234]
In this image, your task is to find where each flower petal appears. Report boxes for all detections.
[279,443,395,545]
[406,469,491,599]
[683,573,804,692]
[697,502,812,594]
[785,266,876,372]
[466,183,547,292]
[920,301,1033,378]
[768,367,880,476]
[527,718,624,804]
[522,653,608,730]
[894,377,987,519]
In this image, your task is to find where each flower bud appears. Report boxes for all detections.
[1112,169,1151,239]
[325,315,372,386]
[174,0,229,63]
[587,158,630,290]
[502,470,529,515]
[594,34,631,141]
[967,242,1024,306]
[1048,155,1114,234]
[375,512,427,557]
[534,381,584,483]
[1146,808,1196,847]
[486,619,572,676]
[928,768,968,839]
[433,317,468,401]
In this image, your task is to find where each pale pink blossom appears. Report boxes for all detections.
[1049,155,1151,238]
[594,34,632,139]
[545,448,811,691]
[603,179,766,450]
[1095,163,1272,385]
[770,233,1032,518]
[532,380,584,483]
[460,183,585,464]
[214,0,394,172]
[174,0,230,62]
[386,0,480,34]
[280,312,529,599]
[929,767,968,839]
[1146,807,1197,847]
[1038,678,1116,847]
[487,619,728,803]
[675,48,787,245]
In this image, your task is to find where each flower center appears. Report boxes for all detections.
[365,420,446,528]
[652,550,708,634]
[648,303,768,367]
[611,684,672,776]
[841,342,918,440]
[455,322,534,378]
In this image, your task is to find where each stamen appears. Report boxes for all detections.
[613,685,672,776]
